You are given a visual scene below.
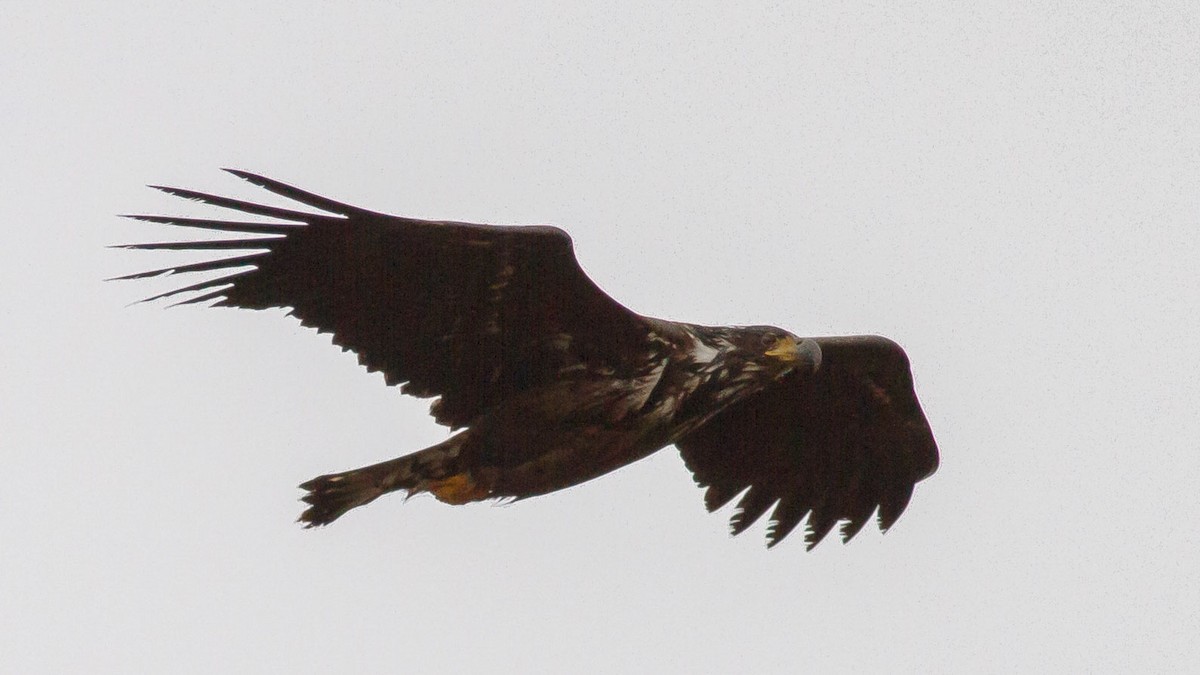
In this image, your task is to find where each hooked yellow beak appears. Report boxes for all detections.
[764,336,823,371]
[764,335,798,359]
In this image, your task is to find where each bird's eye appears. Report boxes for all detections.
[760,333,777,346]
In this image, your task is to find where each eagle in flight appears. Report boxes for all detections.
[117,170,938,549]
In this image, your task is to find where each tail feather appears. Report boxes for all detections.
[298,434,470,527]
[299,467,395,527]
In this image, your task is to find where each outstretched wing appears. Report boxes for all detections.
[116,170,659,429]
[677,335,938,549]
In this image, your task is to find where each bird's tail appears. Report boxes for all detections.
[298,432,484,527]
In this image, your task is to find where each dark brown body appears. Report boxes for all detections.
[301,322,814,522]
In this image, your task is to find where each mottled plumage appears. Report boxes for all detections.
[117,170,938,549]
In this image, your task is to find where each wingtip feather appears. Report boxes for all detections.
[222,167,258,182]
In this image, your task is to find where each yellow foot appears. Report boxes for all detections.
[427,473,490,505]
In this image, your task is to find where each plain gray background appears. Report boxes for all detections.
[4,3,1198,672]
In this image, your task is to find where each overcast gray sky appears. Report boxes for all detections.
[4,3,1199,672]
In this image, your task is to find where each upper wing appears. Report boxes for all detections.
[116,170,659,429]
[676,335,938,549]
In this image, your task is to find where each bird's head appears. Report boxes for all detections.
[742,326,823,375]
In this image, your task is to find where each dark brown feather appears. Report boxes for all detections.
[120,170,655,430]
[677,335,938,548]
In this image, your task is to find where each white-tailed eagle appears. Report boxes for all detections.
[117,170,938,549]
